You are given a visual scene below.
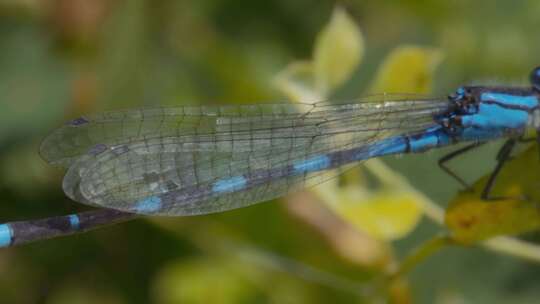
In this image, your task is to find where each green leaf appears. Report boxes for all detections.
[369,45,443,94]
[446,145,540,244]
[313,6,364,96]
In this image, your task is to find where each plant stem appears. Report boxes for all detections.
[391,235,454,279]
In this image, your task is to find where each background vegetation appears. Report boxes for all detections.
[1,1,540,303]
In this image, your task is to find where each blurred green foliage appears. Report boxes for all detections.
[1,1,540,303]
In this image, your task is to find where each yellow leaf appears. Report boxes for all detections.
[307,44,444,241]
[370,45,443,94]
[313,167,423,241]
[274,8,444,243]
[313,6,364,95]
[340,192,422,240]
[272,61,322,103]
[446,145,540,244]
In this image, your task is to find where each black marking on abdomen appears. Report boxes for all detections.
[10,216,75,246]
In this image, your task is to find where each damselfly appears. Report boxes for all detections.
[3,67,540,248]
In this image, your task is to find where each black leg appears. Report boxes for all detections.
[438,142,484,190]
[481,139,517,200]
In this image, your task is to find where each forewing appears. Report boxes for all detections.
[40,95,445,167]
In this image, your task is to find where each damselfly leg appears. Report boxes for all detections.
[439,138,535,201]
[438,142,485,191]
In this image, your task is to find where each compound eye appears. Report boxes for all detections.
[530,66,540,92]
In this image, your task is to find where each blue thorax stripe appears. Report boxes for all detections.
[480,92,538,109]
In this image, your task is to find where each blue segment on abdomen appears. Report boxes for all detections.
[212,176,247,193]
[354,127,451,161]
[68,214,80,230]
[480,92,538,108]
[293,155,331,174]
[409,128,451,153]
[133,195,163,213]
[0,224,12,248]
[353,136,407,161]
